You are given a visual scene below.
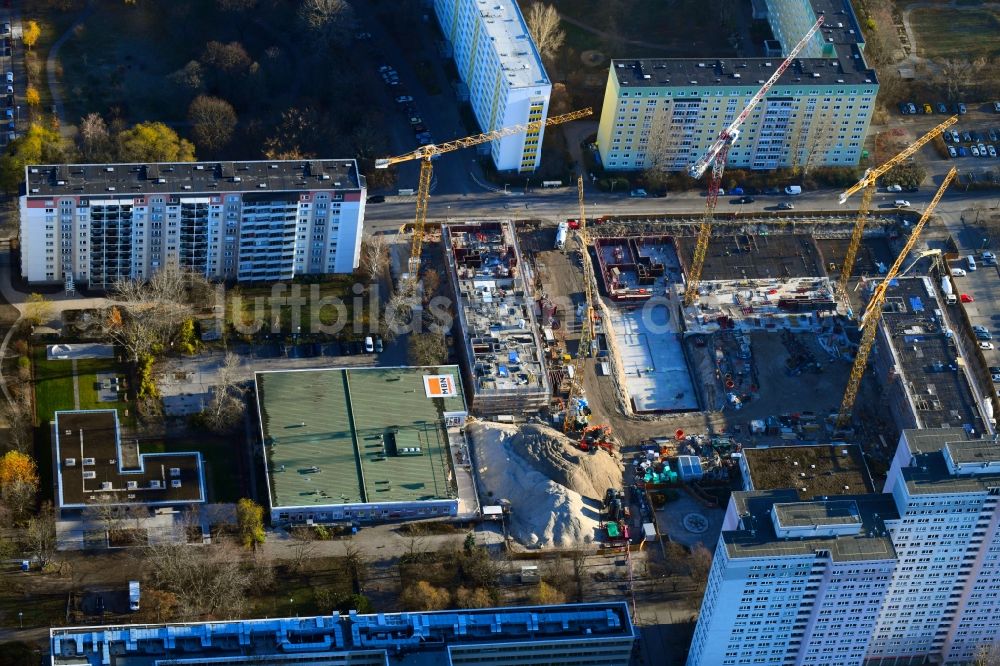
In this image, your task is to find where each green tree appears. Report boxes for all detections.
[116,122,196,163]
[24,293,53,326]
[236,498,266,550]
[0,123,67,193]
[188,95,238,154]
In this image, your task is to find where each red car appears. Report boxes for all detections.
[566,219,580,229]
[960,293,974,303]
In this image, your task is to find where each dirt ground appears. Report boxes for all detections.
[520,227,892,452]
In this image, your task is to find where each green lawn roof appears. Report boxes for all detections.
[257,366,465,510]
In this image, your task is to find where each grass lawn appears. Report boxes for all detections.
[246,557,353,618]
[911,8,1000,60]
[32,346,76,424]
[227,277,374,336]
[141,435,243,503]
[33,347,131,424]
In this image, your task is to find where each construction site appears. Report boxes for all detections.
[442,221,551,415]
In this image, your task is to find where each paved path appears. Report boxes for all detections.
[45,0,95,135]
[71,358,80,409]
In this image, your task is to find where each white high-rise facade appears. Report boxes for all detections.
[20,160,366,287]
[433,0,551,172]
[688,432,1000,666]
[688,490,898,666]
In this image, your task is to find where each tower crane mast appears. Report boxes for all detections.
[835,167,957,428]
[375,108,593,289]
[683,17,824,305]
[836,117,957,299]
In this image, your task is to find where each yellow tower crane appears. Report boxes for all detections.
[375,108,593,289]
[835,166,957,428]
[564,175,595,432]
[836,116,958,299]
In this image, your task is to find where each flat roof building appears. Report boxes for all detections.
[442,221,551,415]
[21,159,366,287]
[50,602,636,666]
[54,410,205,513]
[868,276,988,433]
[689,426,1000,666]
[256,366,473,525]
[432,0,551,172]
[595,0,877,172]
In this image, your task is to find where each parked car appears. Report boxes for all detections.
[963,131,973,142]
[981,341,995,350]
[777,202,794,210]
[923,103,933,114]
[972,145,981,157]
[375,336,383,353]
[971,130,982,142]
[979,143,988,157]
[951,267,966,277]
[629,188,647,198]
[784,185,802,195]
[951,130,961,143]
[959,146,968,157]
[395,95,414,104]
[955,103,967,114]
[366,195,385,204]
[886,184,903,192]
[948,145,957,158]
[989,366,1000,382]
[994,101,1000,113]
[364,336,375,353]
[982,251,996,266]
[566,218,581,229]
[989,129,999,142]
[989,145,998,158]
[907,102,917,114]
[961,293,974,303]
[736,196,755,204]
[4,72,11,84]
[894,199,911,208]
[898,102,909,115]
[937,102,948,113]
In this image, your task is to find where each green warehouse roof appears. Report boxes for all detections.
[256,366,466,510]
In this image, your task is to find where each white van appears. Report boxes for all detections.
[784,185,802,195]
[968,255,977,271]
[894,199,910,208]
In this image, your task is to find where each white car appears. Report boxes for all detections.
[948,146,957,158]
[951,267,966,277]
[886,184,903,193]
[951,130,960,143]
[978,143,988,157]
[972,145,980,157]
[395,95,413,104]
[981,342,995,350]
[990,145,997,158]
[894,200,911,208]
[4,72,11,84]
[364,336,374,353]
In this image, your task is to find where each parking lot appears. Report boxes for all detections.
[949,251,1000,396]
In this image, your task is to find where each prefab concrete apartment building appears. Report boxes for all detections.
[51,602,637,666]
[20,159,366,288]
[433,0,551,172]
[596,0,878,172]
[687,430,1000,666]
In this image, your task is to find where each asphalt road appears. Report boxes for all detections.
[361,183,1000,234]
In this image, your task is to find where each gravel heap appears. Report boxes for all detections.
[468,422,623,548]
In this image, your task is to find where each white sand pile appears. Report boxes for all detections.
[468,422,623,548]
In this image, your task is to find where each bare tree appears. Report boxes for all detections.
[79,113,112,162]
[103,265,196,363]
[359,235,387,284]
[0,392,34,454]
[342,541,367,591]
[524,3,565,63]
[938,59,975,103]
[25,502,57,568]
[145,542,253,619]
[298,0,356,49]
[204,352,247,432]
[188,95,238,154]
